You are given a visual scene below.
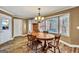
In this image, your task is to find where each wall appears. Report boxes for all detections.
[70,7,79,45]
[22,19,28,34]
[28,19,35,33]
[46,7,79,45]
[22,20,27,34]
[26,19,28,33]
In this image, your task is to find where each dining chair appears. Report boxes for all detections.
[48,34,61,53]
[43,31,48,33]
[27,34,35,49]
[27,34,42,52]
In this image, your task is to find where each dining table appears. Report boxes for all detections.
[30,32,55,52]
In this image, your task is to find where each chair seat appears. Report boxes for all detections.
[27,34,42,52]
[37,40,42,43]
[32,40,42,46]
[48,42,55,48]
[47,34,61,53]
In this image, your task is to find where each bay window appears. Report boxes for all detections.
[28,13,69,36]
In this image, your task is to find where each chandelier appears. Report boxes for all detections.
[35,8,44,23]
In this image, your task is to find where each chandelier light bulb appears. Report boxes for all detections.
[38,16,41,20]
[35,8,45,23]
[35,17,37,20]
[42,17,44,20]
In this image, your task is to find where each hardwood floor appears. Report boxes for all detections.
[0,36,79,53]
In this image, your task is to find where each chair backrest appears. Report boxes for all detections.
[43,31,48,33]
[27,34,36,41]
[54,34,61,46]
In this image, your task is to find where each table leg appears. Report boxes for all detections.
[42,40,47,53]
[44,40,46,48]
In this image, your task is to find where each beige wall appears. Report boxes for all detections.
[70,7,79,45]
[25,19,28,33]
[46,7,79,45]
[22,19,28,34]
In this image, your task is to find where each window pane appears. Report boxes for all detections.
[48,17,58,34]
[59,14,70,36]
[39,20,46,32]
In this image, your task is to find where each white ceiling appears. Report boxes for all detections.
[0,6,75,19]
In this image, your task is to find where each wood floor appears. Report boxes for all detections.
[0,36,79,53]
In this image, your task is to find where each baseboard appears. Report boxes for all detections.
[60,40,79,48]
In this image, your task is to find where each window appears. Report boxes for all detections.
[38,17,58,33]
[2,17,9,30]
[59,14,70,36]
[42,13,70,36]
[28,13,70,37]
[0,13,12,44]
[14,19,23,37]
[39,20,46,32]
[48,17,58,34]
[28,20,33,33]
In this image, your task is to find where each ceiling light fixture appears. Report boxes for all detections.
[35,8,44,23]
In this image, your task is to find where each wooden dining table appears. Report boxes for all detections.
[30,32,55,52]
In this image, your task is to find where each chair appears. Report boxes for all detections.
[27,34,36,49]
[27,34,42,52]
[48,34,61,53]
[43,31,48,33]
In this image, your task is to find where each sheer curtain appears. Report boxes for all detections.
[28,20,32,33]
[14,19,23,37]
[39,20,47,32]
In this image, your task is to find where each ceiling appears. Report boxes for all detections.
[0,6,76,19]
